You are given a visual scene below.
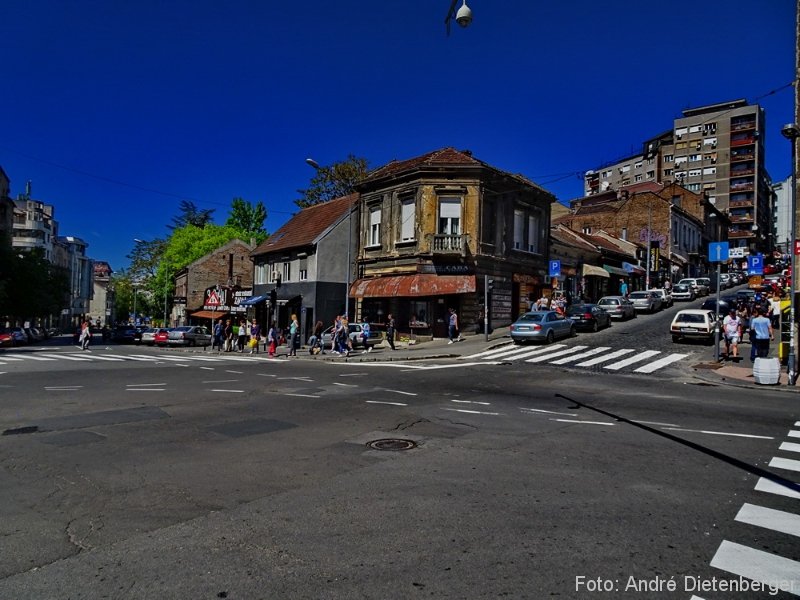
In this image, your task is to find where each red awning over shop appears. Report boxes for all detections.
[191,310,229,320]
[350,275,477,298]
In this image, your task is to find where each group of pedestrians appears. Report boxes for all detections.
[212,317,279,355]
[721,293,779,362]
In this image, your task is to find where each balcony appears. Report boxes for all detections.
[729,214,753,223]
[729,199,754,208]
[728,229,755,238]
[731,152,755,162]
[730,137,755,147]
[730,167,755,177]
[731,121,756,131]
[730,183,754,192]
[430,233,470,255]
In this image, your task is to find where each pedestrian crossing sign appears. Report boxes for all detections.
[206,290,221,306]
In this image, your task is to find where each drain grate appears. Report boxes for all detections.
[367,438,418,451]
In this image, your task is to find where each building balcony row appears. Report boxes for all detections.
[728,229,755,238]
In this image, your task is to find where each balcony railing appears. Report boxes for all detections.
[731,153,755,162]
[730,168,755,177]
[730,138,755,147]
[729,214,753,223]
[728,230,755,238]
[729,199,754,208]
[431,233,470,255]
[730,183,754,192]
[731,121,756,131]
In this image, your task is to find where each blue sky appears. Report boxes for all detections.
[1,1,795,271]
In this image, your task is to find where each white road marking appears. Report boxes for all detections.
[37,353,93,361]
[551,418,615,426]
[526,346,589,363]
[780,442,800,454]
[549,346,611,364]
[333,382,358,387]
[633,353,688,373]
[285,393,320,398]
[461,343,516,359]
[210,389,245,393]
[383,389,417,396]
[257,373,277,378]
[632,420,681,427]
[70,354,125,361]
[278,376,314,381]
[9,353,57,361]
[0,356,23,361]
[662,427,774,440]
[520,407,578,417]
[202,379,239,384]
[225,370,244,374]
[574,348,635,367]
[452,399,491,405]
[710,540,800,594]
[789,430,800,439]
[366,400,407,406]
[754,477,800,500]
[442,408,501,416]
[769,457,800,473]
[502,345,569,361]
[126,383,166,387]
[45,386,83,390]
[199,366,214,370]
[114,354,160,362]
[339,373,368,377]
[126,388,164,391]
[735,503,800,538]
[405,362,500,371]
[132,354,188,362]
[603,350,660,370]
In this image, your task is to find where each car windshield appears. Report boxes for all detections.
[678,280,694,285]
[517,313,543,323]
[674,285,689,292]
[566,306,590,314]
[676,313,706,324]
[598,299,618,306]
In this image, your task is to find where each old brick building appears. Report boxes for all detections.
[173,238,257,327]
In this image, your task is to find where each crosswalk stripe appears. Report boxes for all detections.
[633,353,688,373]
[37,353,95,361]
[754,477,800,500]
[604,350,661,371]
[735,503,800,538]
[115,354,160,362]
[550,347,611,365]
[131,354,189,362]
[0,356,23,361]
[574,348,635,367]
[780,442,800,454]
[4,353,56,361]
[499,344,567,361]
[710,540,800,593]
[789,430,800,439]
[61,353,125,361]
[769,457,800,473]
[526,346,588,364]
[463,344,518,359]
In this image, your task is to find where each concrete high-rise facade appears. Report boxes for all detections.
[584,100,771,252]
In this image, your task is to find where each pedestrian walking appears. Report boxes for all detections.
[213,318,224,352]
[288,314,299,357]
[267,321,279,357]
[361,319,373,353]
[237,318,248,352]
[249,319,261,354]
[79,320,92,351]
[223,319,233,352]
[385,313,396,350]
[722,309,742,360]
[769,293,782,329]
[620,279,629,299]
[308,320,324,355]
[750,308,774,359]
[447,307,461,344]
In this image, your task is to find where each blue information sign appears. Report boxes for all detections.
[747,254,764,275]
[548,260,561,278]
[708,241,729,263]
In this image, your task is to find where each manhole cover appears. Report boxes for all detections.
[367,438,418,451]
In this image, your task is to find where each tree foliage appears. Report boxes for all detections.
[170,200,215,229]
[225,198,267,236]
[295,155,369,208]
[0,243,69,324]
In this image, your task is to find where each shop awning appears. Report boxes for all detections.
[191,310,228,320]
[623,262,646,275]
[582,264,610,279]
[239,294,268,306]
[670,251,689,266]
[603,265,629,277]
[350,274,477,298]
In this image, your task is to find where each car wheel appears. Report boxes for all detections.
[513,338,522,345]
[569,326,576,338]
[672,335,680,343]
[546,330,554,344]
[591,321,598,333]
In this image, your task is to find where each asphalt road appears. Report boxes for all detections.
[0,333,798,599]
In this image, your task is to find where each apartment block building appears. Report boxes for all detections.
[584,100,771,252]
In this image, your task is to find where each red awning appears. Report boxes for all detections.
[191,310,229,320]
[350,275,477,298]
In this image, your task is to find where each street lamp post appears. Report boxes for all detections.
[781,123,799,385]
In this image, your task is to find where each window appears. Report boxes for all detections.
[255,263,268,285]
[689,154,701,162]
[582,226,592,235]
[703,167,716,176]
[664,154,674,162]
[687,183,701,191]
[674,156,687,165]
[527,214,540,253]
[269,264,278,283]
[299,258,308,281]
[688,169,701,177]
[634,161,643,169]
[438,198,461,235]
[513,209,524,250]
[646,170,655,179]
[664,168,673,176]
[689,125,702,134]
[602,170,611,179]
[621,227,628,241]
[634,174,643,182]
[369,206,382,246]
[400,198,415,241]
[282,262,291,282]
[675,127,688,138]
[620,165,631,173]
[703,137,717,147]
[675,142,687,150]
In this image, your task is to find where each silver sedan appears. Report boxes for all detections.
[510,310,575,344]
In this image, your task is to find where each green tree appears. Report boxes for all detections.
[295,155,369,208]
[170,200,215,229]
[127,238,167,284]
[225,198,267,236]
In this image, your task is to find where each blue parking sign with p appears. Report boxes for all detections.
[549,260,561,278]
[747,254,763,275]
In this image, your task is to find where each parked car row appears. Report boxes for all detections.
[0,326,58,347]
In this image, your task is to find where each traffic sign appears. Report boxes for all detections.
[708,241,729,263]
[548,260,561,278]
[206,290,221,306]
[729,247,746,259]
[747,254,764,275]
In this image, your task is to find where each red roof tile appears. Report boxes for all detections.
[251,194,358,256]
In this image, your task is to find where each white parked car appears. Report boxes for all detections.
[629,291,662,313]
[671,284,696,302]
[670,309,718,344]
[648,288,673,308]
[678,278,708,297]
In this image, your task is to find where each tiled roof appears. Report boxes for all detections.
[251,194,358,256]
[549,225,600,253]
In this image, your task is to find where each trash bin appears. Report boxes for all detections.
[753,357,780,385]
